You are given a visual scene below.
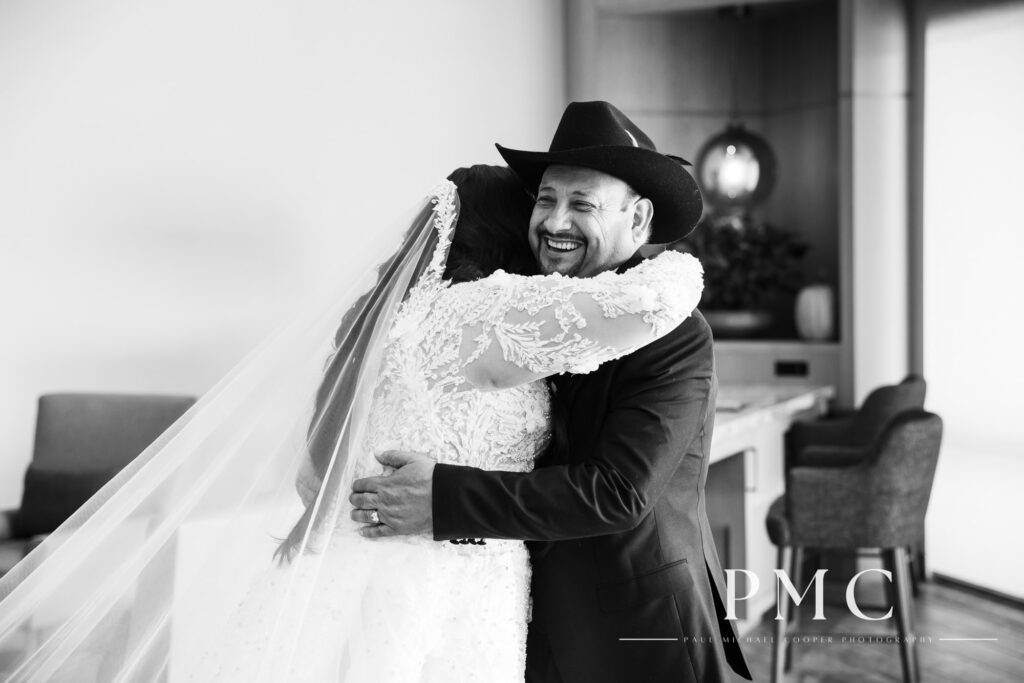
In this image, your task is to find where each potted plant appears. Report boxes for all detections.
[681,214,808,338]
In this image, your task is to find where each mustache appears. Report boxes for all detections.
[536,230,585,242]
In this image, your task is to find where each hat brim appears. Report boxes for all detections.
[496,143,703,243]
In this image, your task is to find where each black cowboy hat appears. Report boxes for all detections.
[496,101,703,243]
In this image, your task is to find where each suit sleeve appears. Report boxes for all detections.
[432,318,714,542]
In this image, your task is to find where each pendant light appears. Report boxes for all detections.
[694,6,777,215]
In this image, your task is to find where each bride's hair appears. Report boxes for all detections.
[443,164,537,282]
[443,165,571,503]
[274,166,539,563]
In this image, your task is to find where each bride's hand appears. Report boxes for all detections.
[350,450,436,538]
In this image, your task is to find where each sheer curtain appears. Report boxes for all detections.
[921,1,1024,601]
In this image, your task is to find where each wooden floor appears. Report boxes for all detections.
[738,580,1024,682]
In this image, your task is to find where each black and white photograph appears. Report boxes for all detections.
[1,0,1022,681]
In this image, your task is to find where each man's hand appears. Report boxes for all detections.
[349,450,435,538]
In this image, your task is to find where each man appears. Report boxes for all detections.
[350,101,751,682]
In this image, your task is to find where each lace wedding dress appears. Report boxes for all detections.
[0,182,702,683]
[195,183,702,682]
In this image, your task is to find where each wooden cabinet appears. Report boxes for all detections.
[567,0,840,336]
[715,340,840,388]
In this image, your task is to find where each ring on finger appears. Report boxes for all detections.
[369,510,380,525]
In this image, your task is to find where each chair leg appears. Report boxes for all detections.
[890,547,919,683]
[907,545,921,597]
[881,549,898,618]
[903,547,922,674]
[771,545,793,683]
[783,546,804,672]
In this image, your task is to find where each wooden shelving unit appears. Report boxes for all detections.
[565,0,913,408]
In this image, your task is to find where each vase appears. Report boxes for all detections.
[794,284,835,341]
[704,310,773,339]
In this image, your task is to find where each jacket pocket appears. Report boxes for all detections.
[596,558,694,614]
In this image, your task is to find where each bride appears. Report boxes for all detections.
[0,165,703,682]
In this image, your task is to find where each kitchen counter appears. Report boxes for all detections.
[705,383,835,633]
[713,383,835,462]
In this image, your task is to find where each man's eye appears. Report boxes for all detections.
[535,196,555,207]
[572,201,595,212]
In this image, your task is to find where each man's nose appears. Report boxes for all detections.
[543,203,571,232]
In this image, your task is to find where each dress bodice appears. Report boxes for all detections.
[360,184,550,475]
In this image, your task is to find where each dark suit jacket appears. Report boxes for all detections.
[433,256,751,682]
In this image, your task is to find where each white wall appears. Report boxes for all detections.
[922,1,1024,600]
[0,0,566,508]
[841,0,910,407]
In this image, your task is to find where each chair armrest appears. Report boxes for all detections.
[0,509,16,541]
[786,418,855,456]
[791,444,871,468]
[765,495,791,546]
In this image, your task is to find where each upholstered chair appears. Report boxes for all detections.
[786,374,926,468]
[785,374,930,592]
[766,410,943,683]
[0,393,195,576]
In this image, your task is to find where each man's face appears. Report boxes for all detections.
[528,165,649,277]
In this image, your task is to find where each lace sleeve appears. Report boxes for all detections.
[428,251,703,391]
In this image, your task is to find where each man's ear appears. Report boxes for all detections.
[631,198,654,244]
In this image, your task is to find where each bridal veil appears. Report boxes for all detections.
[0,183,457,682]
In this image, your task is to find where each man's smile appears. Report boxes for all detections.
[543,235,584,253]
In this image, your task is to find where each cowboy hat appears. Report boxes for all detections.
[496,101,703,243]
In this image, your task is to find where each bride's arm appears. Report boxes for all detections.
[443,251,703,391]
[431,333,714,542]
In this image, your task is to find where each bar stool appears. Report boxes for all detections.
[786,374,929,592]
[766,410,943,683]
[786,374,926,468]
